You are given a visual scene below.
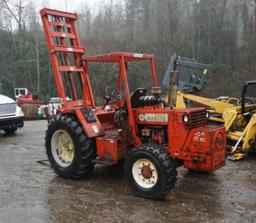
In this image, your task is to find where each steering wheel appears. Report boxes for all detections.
[105,86,120,100]
[103,86,120,108]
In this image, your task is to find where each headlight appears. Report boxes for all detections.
[16,106,24,116]
[206,111,210,119]
[183,114,189,123]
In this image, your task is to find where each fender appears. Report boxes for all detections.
[75,109,104,138]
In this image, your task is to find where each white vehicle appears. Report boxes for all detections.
[14,88,28,99]
[38,97,61,118]
[0,94,24,134]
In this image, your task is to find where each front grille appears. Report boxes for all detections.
[0,103,16,116]
[0,117,23,128]
[189,110,207,129]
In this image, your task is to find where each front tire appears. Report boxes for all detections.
[125,144,177,199]
[4,127,17,134]
[45,115,96,179]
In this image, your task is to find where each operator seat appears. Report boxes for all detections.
[130,88,147,108]
[114,88,146,127]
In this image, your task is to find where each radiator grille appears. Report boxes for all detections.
[189,110,207,129]
[0,103,16,116]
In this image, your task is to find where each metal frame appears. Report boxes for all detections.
[40,8,94,109]
[241,80,256,114]
[162,54,210,93]
[40,8,158,144]
[82,52,158,145]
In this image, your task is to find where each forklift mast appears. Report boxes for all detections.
[40,8,95,110]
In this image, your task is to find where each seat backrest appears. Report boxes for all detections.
[130,88,146,108]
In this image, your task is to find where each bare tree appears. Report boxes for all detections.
[0,0,25,36]
[26,3,41,95]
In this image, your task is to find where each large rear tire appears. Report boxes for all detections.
[124,144,177,199]
[45,115,96,179]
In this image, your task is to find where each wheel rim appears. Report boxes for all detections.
[51,130,74,167]
[132,158,158,189]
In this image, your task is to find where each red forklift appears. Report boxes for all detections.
[40,8,226,199]
[14,88,44,119]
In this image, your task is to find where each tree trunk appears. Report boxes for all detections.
[35,33,40,95]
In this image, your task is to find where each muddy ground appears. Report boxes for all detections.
[0,120,255,223]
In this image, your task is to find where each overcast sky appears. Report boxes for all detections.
[36,0,104,13]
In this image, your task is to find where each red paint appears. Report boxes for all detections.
[41,8,226,172]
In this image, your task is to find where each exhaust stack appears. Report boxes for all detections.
[168,71,179,108]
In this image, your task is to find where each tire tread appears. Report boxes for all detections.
[45,115,96,179]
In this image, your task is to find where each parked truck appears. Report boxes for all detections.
[14,88,44,119]
[0,84,24,134]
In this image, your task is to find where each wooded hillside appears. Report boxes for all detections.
[0,0,255,101]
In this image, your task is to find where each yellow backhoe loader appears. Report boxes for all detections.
[163,55,256,160]
[176,82,256,160]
